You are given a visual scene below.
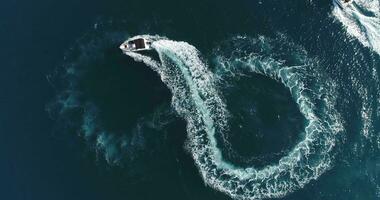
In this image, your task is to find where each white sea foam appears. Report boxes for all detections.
[332,0,380,55]
[123,35,344,199]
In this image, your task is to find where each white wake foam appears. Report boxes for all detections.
[122,35,344,199]
[332,0,380,55]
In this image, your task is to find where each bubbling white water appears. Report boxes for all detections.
[123,35,344,199]
[332,0,380,55]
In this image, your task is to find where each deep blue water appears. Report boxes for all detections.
[1,0,379,199]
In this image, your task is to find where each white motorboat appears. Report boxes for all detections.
[119,37,153,52]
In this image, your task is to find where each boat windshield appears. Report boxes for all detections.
[133,38,145,49]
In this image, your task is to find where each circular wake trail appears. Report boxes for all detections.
[332,0,380,55]
[123,35,344,199]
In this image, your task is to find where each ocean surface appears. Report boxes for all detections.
[1,0,380,199]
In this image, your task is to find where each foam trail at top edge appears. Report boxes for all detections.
[332,0,380,55]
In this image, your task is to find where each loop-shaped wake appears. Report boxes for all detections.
[123,35,344,199]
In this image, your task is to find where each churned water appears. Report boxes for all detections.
[44,0,380,199]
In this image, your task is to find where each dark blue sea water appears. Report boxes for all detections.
[1,0,379,199]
